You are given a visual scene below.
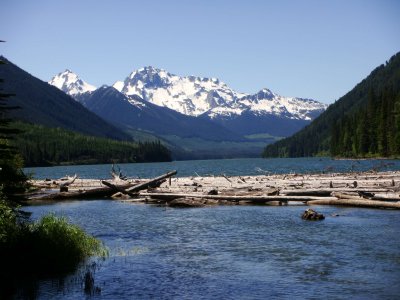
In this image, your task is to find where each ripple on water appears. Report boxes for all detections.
[21,201,400,299]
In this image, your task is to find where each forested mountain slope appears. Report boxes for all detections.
[263,52,400,158]
[0,57,130,140]
[12,122,171,166]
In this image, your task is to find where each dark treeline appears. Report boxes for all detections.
[12,122,171,166]
[331,87,400,157]
[263,52,400,158]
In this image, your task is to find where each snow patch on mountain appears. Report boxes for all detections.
[49,70,96,96]
[113,66,247,116]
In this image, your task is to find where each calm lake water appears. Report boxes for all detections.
[25,157,400,179]
[18,158,400,299]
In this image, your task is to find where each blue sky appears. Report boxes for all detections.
[1,0,399,104]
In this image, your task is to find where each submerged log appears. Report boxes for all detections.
[307,199,400,209]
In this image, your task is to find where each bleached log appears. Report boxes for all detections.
[263,187,393,196]
[102,181,138,197]
[307,199,400,209]
[331,192,365,200]
[111,164,127,181]
[58,174,77,187]
[126,170,177,193]
[58,174,78,192]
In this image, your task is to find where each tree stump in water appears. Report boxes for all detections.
[60,186,68,192]
[207,189,218,195]
[302,208,325,221]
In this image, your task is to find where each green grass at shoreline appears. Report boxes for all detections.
[0,199,107,297]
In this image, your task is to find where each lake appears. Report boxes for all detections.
[25,157,400,179]
[18,158,400,299]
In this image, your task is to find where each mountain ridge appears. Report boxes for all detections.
[49,66,327,122]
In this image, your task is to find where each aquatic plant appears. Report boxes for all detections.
[0,206,107,285]
[28,214,108,273]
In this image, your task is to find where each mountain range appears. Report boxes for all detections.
[51,67,326,125]
[0,55,328,160]
[49,67,327,157]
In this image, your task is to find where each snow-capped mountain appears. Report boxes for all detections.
[49,69,96,96]
[112,66,327,120]
[49,66,326,121]
[112,66,247,117]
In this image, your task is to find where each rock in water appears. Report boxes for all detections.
[302,208,325,221]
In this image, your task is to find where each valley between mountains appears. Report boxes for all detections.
[49,67,326,159]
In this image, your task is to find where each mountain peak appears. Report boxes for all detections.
[49,70,96,96]
[128,66,169,80]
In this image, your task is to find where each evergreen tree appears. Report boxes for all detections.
[0,52,27,200]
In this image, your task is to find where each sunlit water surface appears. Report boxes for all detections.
[18,158,400,299]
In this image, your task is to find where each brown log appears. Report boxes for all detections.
[307,198,400,209]
[282,189,333,196]
[126,170,177,193]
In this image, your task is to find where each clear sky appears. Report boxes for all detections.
[1,0,399,104]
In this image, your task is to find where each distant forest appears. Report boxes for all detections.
[331,87,399,157]
[12,122,172,166]
[263,52,400,158]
